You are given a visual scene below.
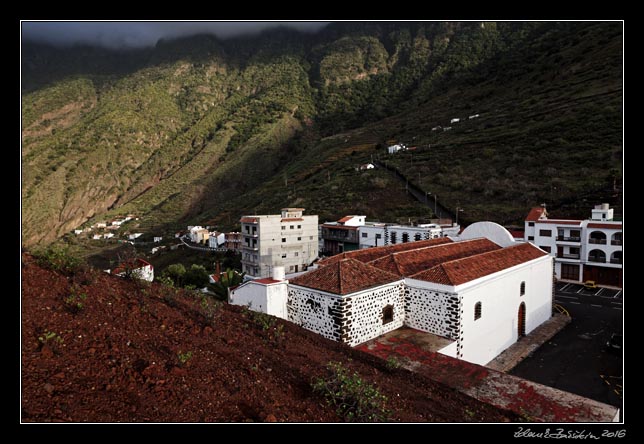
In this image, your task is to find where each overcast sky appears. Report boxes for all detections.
[21,22,331,49]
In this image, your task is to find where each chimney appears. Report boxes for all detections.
[273,266,285,281]
[215,261,221,276]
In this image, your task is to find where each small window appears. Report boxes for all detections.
[362,232,368,238]
[297,237,301,241]
[375,233,382,239]
[474,302,482,320]
[282,253,287,258]
[289,266,294,271]
[528,236,534,241]
[281,226,286,230]
[414,233,422,241]
[539,229,552,237]
[297,225,301,229]
[540,246,551,253]
[282,238,286,243]
[310,236,314,240]
[520,281,526,296]
[295,252,299,257]
[290,225,294,229]
[390,232,397,244]
[402,233,409,243]
[528,222,535,227]
[382,305,394,324]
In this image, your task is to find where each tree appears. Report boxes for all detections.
[184,264,210,288]
[210,268,246,301]
[162,263,186,287]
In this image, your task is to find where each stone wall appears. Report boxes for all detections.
[403,283,461,341]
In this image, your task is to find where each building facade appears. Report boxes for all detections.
[320,215,365,255]
[358,223,457,249]
[240,208,318,278]
[524,204,622,287]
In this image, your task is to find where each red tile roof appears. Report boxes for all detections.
[338,216,354,223]
[587,223,622,229]
[508,230,524,239]
[538,220,581,225]
[289,259,401,295]
[412,243,548,286]
[321,224,358,231]
[525,207,547,221]
[319,238,452,267]
[368,238,501,277]
[112,258,153,276]
[253,278,283,285]
[240,217,258,224]
[281,218,304,222]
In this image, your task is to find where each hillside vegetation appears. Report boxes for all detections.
[21,22,622,248]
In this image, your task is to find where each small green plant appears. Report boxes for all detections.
[464,407,476,419]
[33,245,81,275]
[38,331,63,345]
[199,295,221,324]
[64,284,87,313]
[177,351,193,365]
[312,361,390,422]
[385,356,401,371]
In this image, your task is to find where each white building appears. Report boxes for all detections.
[387,144,406,154]
[189,226,210,244]
[128,233,143,240]
[103,233,114,239]
[240,208,319,278]
[524,204,622,287]
[208,232,226,249]
[154,236,163,243]
[357,223,456,249]
[288,226,553,366]
[450,118,460,124]
[74,229,83,235]
[229,267,289,319]
[110,258,154,282]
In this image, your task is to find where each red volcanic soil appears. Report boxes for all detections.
[21,254,520,423]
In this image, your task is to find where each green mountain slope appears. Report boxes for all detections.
[21,22,622,248]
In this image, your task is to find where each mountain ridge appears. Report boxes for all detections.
[21,21,622,248]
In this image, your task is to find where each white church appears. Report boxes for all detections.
[230,222,553,366]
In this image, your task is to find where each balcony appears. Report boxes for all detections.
[610,259,622,264]
[611,240,622,246]
[588,238,607,245]
[242,244,259,252]
[557,253,580,260]
[556,236,581,242]
[243,233,259,238]
[588,257,606,263]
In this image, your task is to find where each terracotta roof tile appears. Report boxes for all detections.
[538,220,581,225]
[240,217,258,224]
[289,258,401,295]
[587,223,622,229]
[319,237,452,266]
[368,238,501,277]
[253,278,282,285]
[412,243,548,286]
[525,207,548,222]
[281,218,304,222]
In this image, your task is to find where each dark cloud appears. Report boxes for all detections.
[21,21,331,49]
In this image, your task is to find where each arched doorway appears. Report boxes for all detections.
[518,302,526,339]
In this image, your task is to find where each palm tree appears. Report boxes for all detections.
[210,268,246,301]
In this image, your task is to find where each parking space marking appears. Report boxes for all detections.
[561,283,571,291]
[615,291,622,298]
[576,287,584,294]
[596,288,605,296]
[557,295,577,299]
[591,304,602,308]
[569,301,581,305]
[612,307,622,310]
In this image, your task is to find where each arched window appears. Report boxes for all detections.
[610,251,622,264]
[402,232,409,243]
[414,233,422,241]
[382,305,394,324]
[390,232,397,244]
[588,249,606,263]
[520,281,526,296]
[474,302,482,320]
[589,231,607,245]
[611,232,622,246]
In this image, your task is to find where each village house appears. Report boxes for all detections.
[153,236,163,243]
[128,232,143,240]
[229,266,289,318]
[240,208,318,278]
[108,258,154,282]
[387,143,406,154]
[524,203,622,287]
[320,215,366,255]
[189,226,210,244]
[355,163,375,171]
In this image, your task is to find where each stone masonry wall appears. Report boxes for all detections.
[404,284,461,341]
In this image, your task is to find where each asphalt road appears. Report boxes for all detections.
[510,285,623,411]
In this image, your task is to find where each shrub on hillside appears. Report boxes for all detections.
[33,245,82,275]
[312,361,390,422]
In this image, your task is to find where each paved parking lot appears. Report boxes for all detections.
[555,282,622,299]
[511,284,623,411]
